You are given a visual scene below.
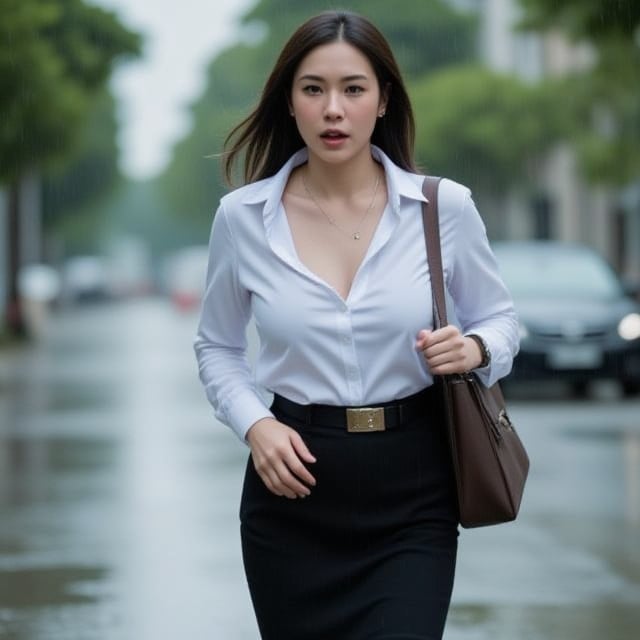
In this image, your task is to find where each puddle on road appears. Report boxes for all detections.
[448,603,640,640]
[2,379,121,415]
[0,436,120,507]
[0,436,118,472]
[538,512,640,588]
[562,425,640,524]
[43,384,119,413]
[0,566,108,608]
[0,565,121,640]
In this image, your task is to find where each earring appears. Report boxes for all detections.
[378,110,386,118]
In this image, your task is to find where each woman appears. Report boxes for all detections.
[194,10,519,640]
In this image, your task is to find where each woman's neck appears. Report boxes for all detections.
[304,147,381,198]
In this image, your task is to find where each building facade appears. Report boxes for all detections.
[476,0,640,282]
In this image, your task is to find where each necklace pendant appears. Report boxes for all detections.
[353,232,361,240]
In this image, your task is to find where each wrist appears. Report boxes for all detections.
[466,333,491,369]
[245,416,274,444]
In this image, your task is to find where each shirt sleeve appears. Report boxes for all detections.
[193,203,274,442]
[446,189,520,387]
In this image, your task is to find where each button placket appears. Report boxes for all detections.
[336,306,361,403]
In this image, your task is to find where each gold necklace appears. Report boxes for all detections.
[302,171,381,240]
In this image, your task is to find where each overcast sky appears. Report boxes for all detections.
[89,0,257,180]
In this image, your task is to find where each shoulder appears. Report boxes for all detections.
[378,147,470,215]
[214,176,276,240]
[217,149,306,224]
[428,176,483,245]
[219,175,274,212]
[433,176,472,213]
[430,176,477,233]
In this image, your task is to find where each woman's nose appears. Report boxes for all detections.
[324,91,344,119]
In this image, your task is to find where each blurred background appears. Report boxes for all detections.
[0,0,639,638]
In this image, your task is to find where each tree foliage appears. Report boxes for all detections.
[518,0,640,184]
[0,0,140,182]
[519,0,640,42]
[41,88,121,224]
[160,0,478,223]
[412,66,568,194]
[242,0,479,78]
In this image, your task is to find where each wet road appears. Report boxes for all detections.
[0,298,639,639]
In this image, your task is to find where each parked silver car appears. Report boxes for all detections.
[492,241,640,396]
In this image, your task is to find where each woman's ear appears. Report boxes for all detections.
[378,82,391,117]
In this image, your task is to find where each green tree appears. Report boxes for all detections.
[0,0,140,335]
[160,0,478,225]
[41,88,127,257]
[42,88,121,223]
[411,65,569,236]
[519,0,640,42]
[412,65,567,193]
[0,0,140,180]
[242,0,479,77]
[518,0,640,184]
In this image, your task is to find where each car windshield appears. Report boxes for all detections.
[494,246,623,299]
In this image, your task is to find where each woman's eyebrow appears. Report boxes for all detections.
[297,73,369,82]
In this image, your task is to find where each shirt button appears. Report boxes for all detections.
[342,335,352,344]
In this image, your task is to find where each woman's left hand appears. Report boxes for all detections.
[416,325,483,375]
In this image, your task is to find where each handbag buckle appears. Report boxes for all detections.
[346,407,385,432]
[498,409,513,432]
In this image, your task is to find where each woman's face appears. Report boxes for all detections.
[290,41,387,166]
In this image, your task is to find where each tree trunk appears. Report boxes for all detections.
[6,180,26,337]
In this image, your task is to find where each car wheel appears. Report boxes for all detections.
[621,380,640,397]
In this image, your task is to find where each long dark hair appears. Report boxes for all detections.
[223,10,417,185]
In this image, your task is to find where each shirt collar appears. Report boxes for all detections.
[370,145,427,212]
[240,145,427,226]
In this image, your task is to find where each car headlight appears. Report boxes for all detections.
[618,313,640,341]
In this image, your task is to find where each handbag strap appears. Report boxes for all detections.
[421,177,447,330]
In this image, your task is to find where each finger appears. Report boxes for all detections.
[290,431,317,465]
[288,432,317,487]
[427,352,464,369]
[268,466,298,499]
[427,326,459,345]
[426,344,465,363]
[430,351,470,373]
[422,341,452,359]
[259,469,284,497]
[437,324,460,335]
[424,331,465,355]
[415,329,431,350]
[274,462,311,498]
[429,361,456,375]
[284,451,316,488]
[253,455,291,498]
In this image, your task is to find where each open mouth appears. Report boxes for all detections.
[321,131,348,140]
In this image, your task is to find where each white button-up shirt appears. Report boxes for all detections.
[194,146,519,442]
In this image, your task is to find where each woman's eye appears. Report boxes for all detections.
[346,85,364,95]
[302,85,322,95]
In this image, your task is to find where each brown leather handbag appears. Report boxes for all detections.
[421,176,529,528]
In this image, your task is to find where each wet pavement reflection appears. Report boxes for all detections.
[0,298,639,639]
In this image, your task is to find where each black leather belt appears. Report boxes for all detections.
[272,386,435,432]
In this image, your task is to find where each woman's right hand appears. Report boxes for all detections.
[245,418,317,499]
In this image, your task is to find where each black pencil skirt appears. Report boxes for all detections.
[239,385,459,640]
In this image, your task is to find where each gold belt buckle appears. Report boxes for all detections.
[346,407,385,432]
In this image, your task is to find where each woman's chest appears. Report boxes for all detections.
[239,214,436,348]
